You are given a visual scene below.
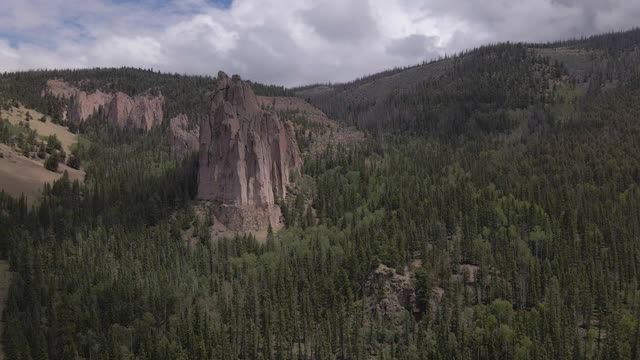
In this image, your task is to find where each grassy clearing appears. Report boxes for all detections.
[1,106,77,153]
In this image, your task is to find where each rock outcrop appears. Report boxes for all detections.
[107,92,164,129]
[364,264,418,324]
[197,72,302,231]
[257,95,365,156]
[46,79,164,130]
[168,114,199,158]
[71,91,112,124]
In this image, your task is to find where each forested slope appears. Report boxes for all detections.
[298,28,640,137]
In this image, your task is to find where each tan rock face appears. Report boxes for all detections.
[106,92,164,129]
[106,92,133,127]
[168,114,199,158]
[45,79,163,130]
[64,89,112,124]
[198,72,302,230]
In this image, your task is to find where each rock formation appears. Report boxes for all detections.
[107,92,164,129]
[197,72,302,231]
[364,264,418,324]
[257,95,365,156]
[46,79,164,130]
[168,114,199,158]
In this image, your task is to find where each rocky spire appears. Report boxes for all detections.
[197,71,302,230]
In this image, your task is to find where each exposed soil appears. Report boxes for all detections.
[0,144,84,205]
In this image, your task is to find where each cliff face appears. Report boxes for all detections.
[107,92,164,129]
[168,114,199,158]
[72,91,113,123]
[197,72,302,230]
[46,79,163,130]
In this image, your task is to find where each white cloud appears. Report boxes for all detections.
[386,34,441,62]
[90,36,166,66]
[301,0,378,44]
[0,0,638,86]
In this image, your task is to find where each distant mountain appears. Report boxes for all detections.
[296,28,640,136]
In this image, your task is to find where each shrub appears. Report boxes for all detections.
[66,153,81,170]
[46,135,62,153]
[44,153,58,172]
[37,143,46,159]
[57,149,66,163]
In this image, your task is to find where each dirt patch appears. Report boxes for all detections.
[0,144,84,205]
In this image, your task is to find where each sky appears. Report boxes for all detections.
[0,0,639,86]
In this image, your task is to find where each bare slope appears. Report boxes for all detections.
[0,106,84,204]
[0,144,83,204]
[2,106,77,153]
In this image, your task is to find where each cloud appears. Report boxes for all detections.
[550,0,623,35]
[0,0,639,86]
[301,0,378,44]
[386,34,440,62]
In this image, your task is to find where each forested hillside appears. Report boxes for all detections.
[0,68,293,126]
[298,29,640,137]
[1,29,640,360]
